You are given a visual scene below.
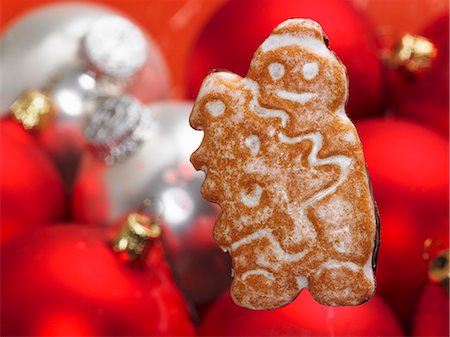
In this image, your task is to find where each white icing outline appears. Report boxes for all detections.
[231,228,310,262]
[261,34,333,59]
[241,269,276,281]
[244,78,289,127]
[278,132,352,213]
[342,130,356,143]
[363,255,374,281]
[240,184,263,208]
[317,260,360,274]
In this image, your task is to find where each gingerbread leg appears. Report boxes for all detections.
[308,260,375,306]
[230,241,299,309]
[231,272,298,310]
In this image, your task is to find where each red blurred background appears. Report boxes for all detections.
[1,0,448,98]
[1,0,448,336]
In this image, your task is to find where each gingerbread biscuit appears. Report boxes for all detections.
[190,18,379,309]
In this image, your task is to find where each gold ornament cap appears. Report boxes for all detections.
[429,249,449,293]
[113,212,161,262]
[389,34,438,72]
[10,90,54,130]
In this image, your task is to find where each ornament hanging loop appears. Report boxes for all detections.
[10,90,54,130]
[113,212,161,262]
[388,34,437,72]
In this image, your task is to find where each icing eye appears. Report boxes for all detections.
[205,99,225,116]
[302,62,319,80]
[268,63,285,81]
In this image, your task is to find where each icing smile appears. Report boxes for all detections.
[276,90,318,104]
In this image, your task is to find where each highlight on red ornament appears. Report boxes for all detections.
[0,0,448,336]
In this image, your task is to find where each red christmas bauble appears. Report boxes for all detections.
[353,0,449,49]
[356,118,449,328]
[390,14,449,135]
[199,290,404,336]
[413,282,449,336]
[0,225,195,336]
[0,119,66,244]
[187,0,386,119]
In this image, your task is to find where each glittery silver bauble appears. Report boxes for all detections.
[73,101,231,306]
[0,3,170,114]
[83,15,149,80]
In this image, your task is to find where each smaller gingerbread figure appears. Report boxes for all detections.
[190,18,379,309]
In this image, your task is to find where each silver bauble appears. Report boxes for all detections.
[2,3,171,189]
[74,100,231,307]
[0,2,170,114]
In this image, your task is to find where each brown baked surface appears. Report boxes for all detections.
[190,19,378,310]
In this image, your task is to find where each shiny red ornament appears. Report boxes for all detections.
[390,14,449,135]
[187,0,386,119]
[0,119,66,245]
[0,225,195,336]
[413,283,449,336]
[356,118,449,328]
[199,291,404,336]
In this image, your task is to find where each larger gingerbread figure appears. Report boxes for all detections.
[190,19,379,310]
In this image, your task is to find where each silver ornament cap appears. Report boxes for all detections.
[83,15,149,80]
[84,95,153,165]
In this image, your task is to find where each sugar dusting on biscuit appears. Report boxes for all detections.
[190,18,378,309]
[244,135,261,155]
[240,184,263,208]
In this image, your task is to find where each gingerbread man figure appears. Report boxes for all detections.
[190,19,379,309]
